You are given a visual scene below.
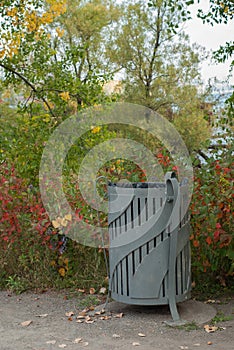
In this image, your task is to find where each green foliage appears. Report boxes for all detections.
[211,312,233,324]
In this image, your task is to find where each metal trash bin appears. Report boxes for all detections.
[108,172,191,323]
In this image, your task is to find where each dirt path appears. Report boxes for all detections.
[0,290,233,350]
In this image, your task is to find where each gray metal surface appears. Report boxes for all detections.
[108,172,191,322]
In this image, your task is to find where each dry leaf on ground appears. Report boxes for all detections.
[99,287,107,294]
[100,315,111,320]
[35,314,48,318]
[58,344,67,348]
[114,313,124,318]
[138,333,146,337]
[89,287,95,294]
[95,309,105,316]
[65,311,74,317]
[73,338,82,344]
[132,342,140,346]
[205,300,216,304]
[113,334,120,338]
[21,320,33,327]
[204,325,218,333]
[46,340,56,345]
[207,341,213,345]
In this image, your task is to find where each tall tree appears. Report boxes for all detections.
[0,0,120,119]
[107,0,210,150]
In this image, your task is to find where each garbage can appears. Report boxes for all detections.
[108,172,191,323]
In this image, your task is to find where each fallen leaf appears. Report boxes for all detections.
[113,334,120,338]
[76,320,84,323]
[207,341,213,345]
[205,300,216,304]
[58,344,67,348]
[77,315,86,319]
[58,267,66,277]
[61,218,68,227]
[67,317,73,321]
[78,289,85,293]
[83,342,89,346]
[46,340,56,345]
[95,309,105,316]
[85,320,94,324]
[89,287,95,295]
[99,287,107,294]
[114,313,124,318]
[89,306,95,311]
[138,333,146,337]
[100,315,111,320]
[64,213,72,221]
[204,325,218,333]
[35,314,48,318]
[65,311,74,317]
[132,342,140,346]
[179,347,188,350]
[21,320,33,327]
[73,338,82,344]
[193,344,201,347]
[52,219,60,228]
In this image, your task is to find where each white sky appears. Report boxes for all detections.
[184,1,234,85]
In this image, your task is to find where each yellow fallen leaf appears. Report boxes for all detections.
[60,218,68,227]
[64,213,72,221]
[59,267,66,277]
[52,219,60,228]
[21,320,33,327]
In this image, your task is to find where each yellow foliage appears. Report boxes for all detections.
[58,267,66,277]
[56,27,65,37]
[2,1,67,59]
[91,126,101,134]
[59,91,70,101]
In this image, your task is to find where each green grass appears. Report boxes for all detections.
[211,312,233,324]
[175,321,200,331]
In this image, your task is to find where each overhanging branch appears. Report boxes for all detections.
[0,62,56,119]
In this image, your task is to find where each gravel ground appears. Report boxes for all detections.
[0,290,233,350]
